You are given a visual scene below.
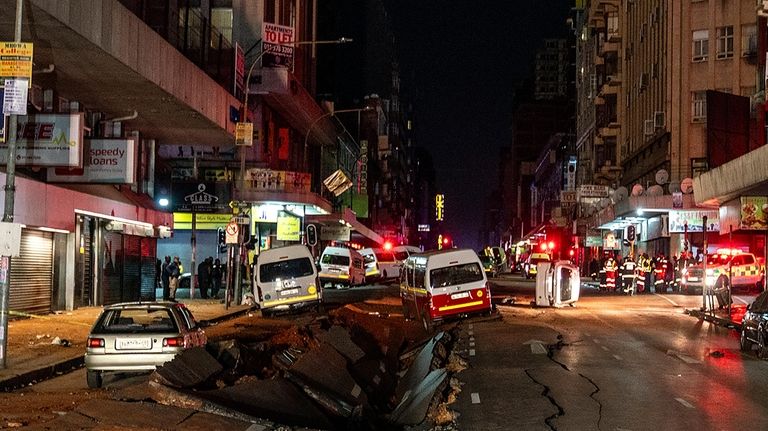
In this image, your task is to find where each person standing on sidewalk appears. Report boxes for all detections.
[621,255,636,294]
[168,256,181,301]
[197,258,211,299]
[211,258,223,299]
[161,256,172,301]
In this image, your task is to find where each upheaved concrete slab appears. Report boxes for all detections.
[390,368,447,425]
[290,342,368,408]
[396,332,445,400]
[196,378,334,429]
[152,346,224,388]
[315,325,366,363]
[72,398,194,428]
[350,358,398,408]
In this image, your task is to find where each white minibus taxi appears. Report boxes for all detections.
[318,246,366,287]
[254,245,322,316]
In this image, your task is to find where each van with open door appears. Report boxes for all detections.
[254,245,322,316]
[318,246,366,288]
[400,248,492,330]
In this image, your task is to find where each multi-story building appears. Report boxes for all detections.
[581,0,764,260]
[0,0,384,313]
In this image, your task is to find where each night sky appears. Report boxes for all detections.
[387,1,573,250]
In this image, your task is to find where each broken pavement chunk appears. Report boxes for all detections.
[151,346,224,388]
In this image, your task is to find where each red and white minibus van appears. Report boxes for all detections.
[400,248,492,330]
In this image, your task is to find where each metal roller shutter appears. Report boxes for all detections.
[9,230,54,315]
[140,238,157,300]
[122,235,141,302]
[102,231,123,305]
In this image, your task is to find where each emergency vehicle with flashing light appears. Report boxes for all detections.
[680,249,764,294]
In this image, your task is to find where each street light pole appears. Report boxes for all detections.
[231,37,352,304]
[304,107,371,171]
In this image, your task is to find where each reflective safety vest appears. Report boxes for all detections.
[622,260,636,278]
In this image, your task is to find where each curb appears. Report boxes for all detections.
[0,305,259,392]
[685,308,741,331]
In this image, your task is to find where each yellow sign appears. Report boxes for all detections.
[0,42,33,80]
[277,215,300,241]
[435,194,445,221]
[235,122,253,146]
[172,212,232,230]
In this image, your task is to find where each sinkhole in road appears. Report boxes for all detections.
[147,306,462,430]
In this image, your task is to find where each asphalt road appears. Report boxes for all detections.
[452,273,768,430]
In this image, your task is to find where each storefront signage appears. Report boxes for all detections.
[418,224,430,232]
[246,168,311,193]
[47,139,136,183]
[234,42,245,94]
[436,194,445,221]
[359,140,368,194]
[253,204,279,224]
[738,196,768,230]
[262,22,294,69]
[2,78,27,115]
[0,113,84,166]
[235,122,253,146]
[276,214,300,241]
[603,231,619,250]
[578,184,609,199]
[320,225,351,242]
[172,213,232,230]
[586,235,602,247]
[0,42,33,80]
[668,210,719,233]
[172,182,230,213]
[323,169,353,196]
[560,191,577,208]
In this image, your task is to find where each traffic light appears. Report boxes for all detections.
[627,225,636,242]
[306,224,318,246]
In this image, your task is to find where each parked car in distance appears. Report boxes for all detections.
[84,301,207,388]
[740,290,768,358]
[479,254,499,278]
[524,253,551,279]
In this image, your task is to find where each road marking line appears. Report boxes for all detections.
[601,346,609,351]
[468,331,474,336]
[469,324,474,329]
[470,337,475,342]
[613,354,622,361]
[469,341,475,347]
[675,398,695,409]
[471,393,481,404]
[469,349,476,356]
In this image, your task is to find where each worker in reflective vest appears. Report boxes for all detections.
[605,256,618,293]
[654,253,667,293]
[621,255,637,295]
[636,252,650,294]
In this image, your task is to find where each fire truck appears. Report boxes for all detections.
[680,250,764,294]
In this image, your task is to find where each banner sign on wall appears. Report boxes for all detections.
[47,139,136,183]
[668,210,719,233]
[172,182,231,213]
[603,230,619,250]
[738,196,768,230]
[320,225,351,242]
[262,23,294,69]
[246,168,310,193]
[276,214,300,241]
[0,113,84,166]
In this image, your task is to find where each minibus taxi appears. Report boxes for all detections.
[318,246,366,287]
[254,245,322,316]
[360,247,401,281]
[400,248,492,330]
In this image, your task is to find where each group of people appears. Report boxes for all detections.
[589,250,696,295]
[158,256,223,301]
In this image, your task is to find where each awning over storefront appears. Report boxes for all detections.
[591,194,697,229]
[307,208,383,245]
[694,144,768,207]
[0,173,172,234]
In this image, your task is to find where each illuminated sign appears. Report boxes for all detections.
[47,139,136,184]
[0,42,33,80]
[435,194,445,221]
[0,113,84,167]
[276,214,300,241]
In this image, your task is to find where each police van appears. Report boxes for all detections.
[400,248,492,331]
[254,245,322,316]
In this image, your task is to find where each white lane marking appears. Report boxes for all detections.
[469,324,474,329]
[655,294,679,306]
[613,354,623,361]
[601,346,609,351]
[469,341,475,347]
[593,338,601,344]
[469,349,476,356]
[675,398,695,409]
[468,331,474,336]
[471,393,481,404]
[470,337,475,342]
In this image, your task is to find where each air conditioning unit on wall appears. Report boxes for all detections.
[644,119,654,136]
[654,111,665,128]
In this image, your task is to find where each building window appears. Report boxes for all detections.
[692,91,707,122]
[743,25,757,56]
[692,30,708,62]
[716,26,733,59]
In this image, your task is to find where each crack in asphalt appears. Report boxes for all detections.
[524,367,564,431]
[578,372,604,430]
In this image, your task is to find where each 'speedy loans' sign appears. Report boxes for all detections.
[47,139,136,183]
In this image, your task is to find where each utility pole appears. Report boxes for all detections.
[0,0,24,369]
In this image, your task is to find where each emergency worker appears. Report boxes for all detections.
[653,253,667,293]
[621,255,637,294]
[598,255,607,291]
[666,255,677,292]
[605,255,618,293]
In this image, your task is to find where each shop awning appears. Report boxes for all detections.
[694,144,768,207]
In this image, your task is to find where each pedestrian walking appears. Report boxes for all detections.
[161,256,172,300]
[212,258,223,299]
[168,256,181,301]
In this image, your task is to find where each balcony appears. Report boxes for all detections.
[598,125,620,138]
[599,40,620,55]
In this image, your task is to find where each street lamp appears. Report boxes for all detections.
[238,37,353,182]
[303,107,372,170]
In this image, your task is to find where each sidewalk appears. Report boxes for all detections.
[0,299,255,391]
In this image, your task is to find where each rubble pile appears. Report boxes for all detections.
[147,314,461,430]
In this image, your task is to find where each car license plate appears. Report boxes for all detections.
[280,288,299,296]
[687,277,699,282]
[117,338,152,350]
[451,292,470,300]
